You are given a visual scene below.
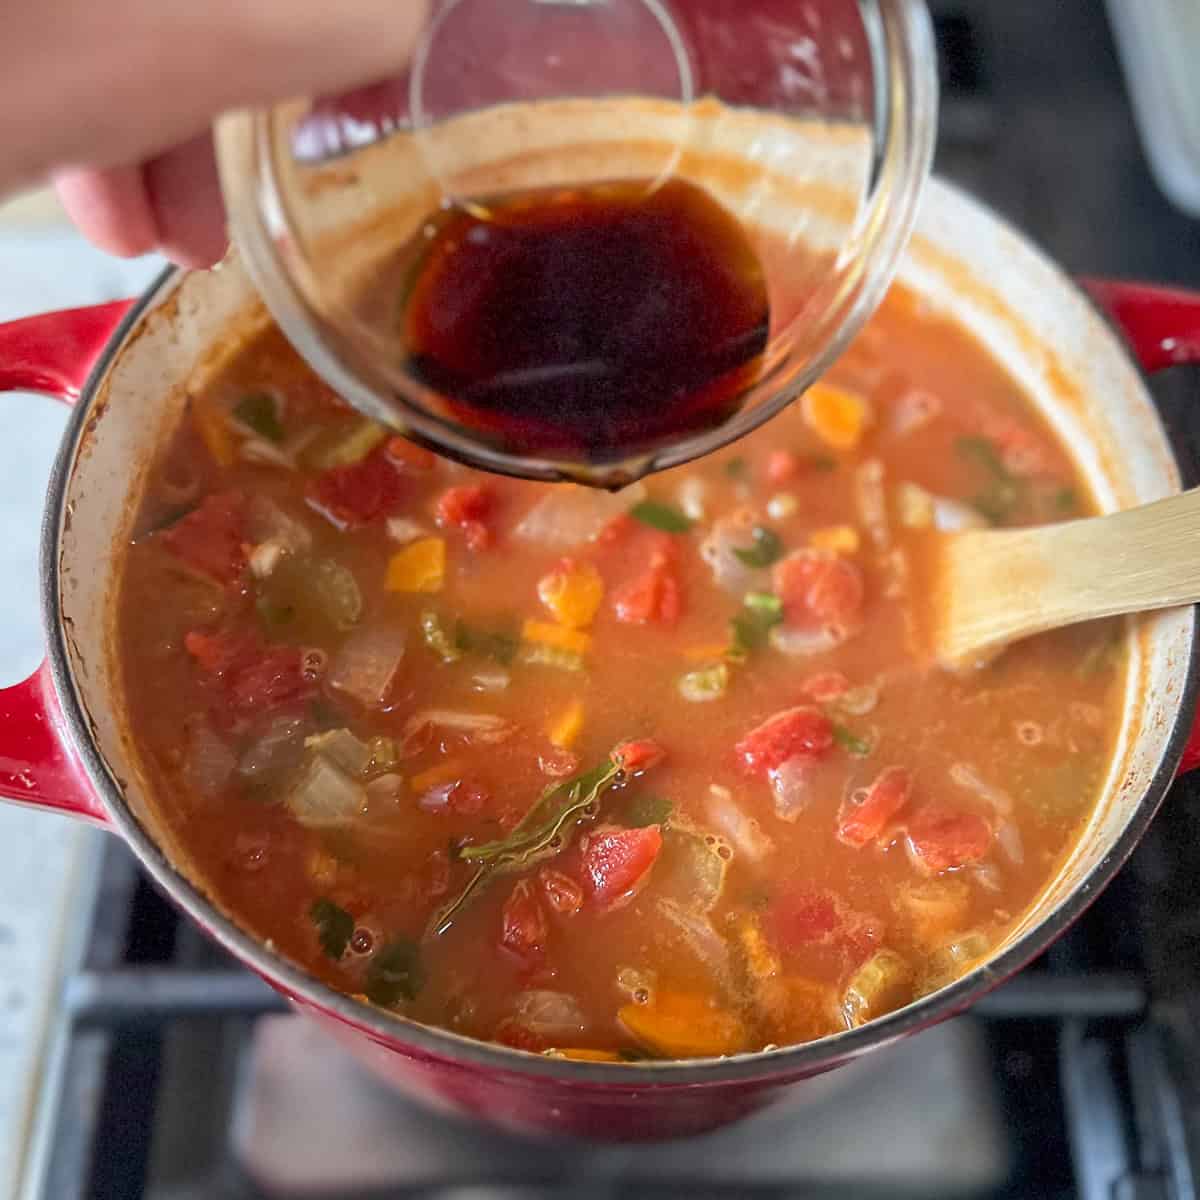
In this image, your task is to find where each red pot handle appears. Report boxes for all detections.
[0,300,135,825]
[1083,279,1200,773]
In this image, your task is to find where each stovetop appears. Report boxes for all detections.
[19,2,1200,1198]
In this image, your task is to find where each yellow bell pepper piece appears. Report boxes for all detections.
[537,561,605,629]
[190,396,235,467]
[809,524,860,555]
[385,537,446,593]
[619,992,747,1058]
[521,620,591,657]
[552,1048,624,1063]
[548,700,585,749]
[802,383,870,451]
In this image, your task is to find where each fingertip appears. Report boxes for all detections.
[53,165,159,259]
[143,134,230,269]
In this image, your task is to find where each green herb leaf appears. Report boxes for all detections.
[430,752,625,936]
[630,500,694,533]
[365,938,424,1006]
[956,436,1009,479]
[310,898,354,959]
[233,393,283,442]
[732,526,783,568]
[1054,487,1078,513]
[744,591,783,615]
[831,722,873,757]
[626,794,673,828]
[456,620,518,665]
[809,454,837,472]
[971,483,1020,525]
[724,457,749,480]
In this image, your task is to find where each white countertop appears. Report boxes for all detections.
[0,198,163,1200]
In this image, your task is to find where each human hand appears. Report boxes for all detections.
[0,0,426,266]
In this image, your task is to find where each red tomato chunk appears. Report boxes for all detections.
[613,563,681,625]
[612,739,666,775]
[161,491,246,585]
[436,484,493,550]
[184,631,313,714]
[773,550,864,632]
[837,765,913,849]
[736,707,833,777]
[306,448,405,528]
[907,806,993,874]
[582,825,663,908]
[500,879,549,966]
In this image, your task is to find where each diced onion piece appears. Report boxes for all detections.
[996,821,1025,865]
[238,715,307,780]
[679,662,729,703]
[699,508,762,593]
[246,496,313,555]
[834,682,880,716]
[767,756,812,822]
[933,496,988,532]
[513,991,589,1039]
[616,966,657,1003]
[308,419,388,470]
[184,718,235,798]
[656,899,731,980]
[678,476,708,521]
[892,388,942,436]
[471,668,511,693]
[386,516,427,545]
[305,728,373,777]
[239,438,296,470]
[248,538,287,580]
[949,762,1014,816]
[287,756,366,827]
[766,492,799,521]
[705,785,774,861]
[841,949,913,1029]
[365,773,405,805]
[854,459,889,549]
[802,383,870,450]
[897,482,934,529]
[769,624,842,657]
[515,483,646,547]
[330,626,406,708]
[401,709,516,754]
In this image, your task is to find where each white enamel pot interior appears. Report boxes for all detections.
[43,175,1196,1101]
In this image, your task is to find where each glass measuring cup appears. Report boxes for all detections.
[216,0,937,487]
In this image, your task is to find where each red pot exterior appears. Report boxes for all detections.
[0,278,1197,1140]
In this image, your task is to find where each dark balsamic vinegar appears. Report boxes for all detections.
[401,178,770,462]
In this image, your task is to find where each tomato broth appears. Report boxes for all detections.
[116,278,1124,1061]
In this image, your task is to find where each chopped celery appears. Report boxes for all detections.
[625,794,673,829]
[520,641,585,672]
[456,620,519,665]
[311,559,363,630]
[305,728,373,776]
[679,662,730,702]
[841,949,913,1028]
[420,611,462,663]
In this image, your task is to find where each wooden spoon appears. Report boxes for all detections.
[928,486,1200,665]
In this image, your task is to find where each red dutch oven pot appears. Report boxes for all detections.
[1,178,1200,1140]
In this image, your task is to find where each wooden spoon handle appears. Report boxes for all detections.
[934,486,1200,661]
